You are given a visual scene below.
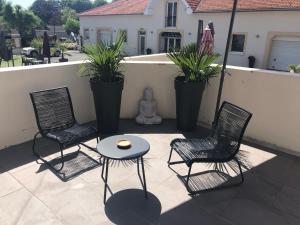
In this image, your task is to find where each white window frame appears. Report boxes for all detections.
[163,36,181,53]
[230,33,247,55]
[83,28,90,40]
[160,32,181,53]
[97,28,112,45]
[138,29,147,55]
[165,1,177,28]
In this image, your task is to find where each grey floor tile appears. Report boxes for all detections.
[0,168,22,197]
[220,198,289,225]
[0,120,299,225]
[272,185,300,219]
[0,188,64,225]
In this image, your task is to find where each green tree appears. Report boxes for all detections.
[61,0,93,13]
[64,17,79,35]
[62,7,77,24]
[0,0,5,15]
[30,0,61,25]
[2,3,43,45]
[93,0,107,7]
[2,3,14,27]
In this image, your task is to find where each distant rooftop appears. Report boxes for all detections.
[79,0,148,16]
[79,0,300,16]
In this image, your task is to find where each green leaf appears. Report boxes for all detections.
[80,31,126,82]
[167,43,221,83]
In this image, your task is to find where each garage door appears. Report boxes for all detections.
[268,36,300,71]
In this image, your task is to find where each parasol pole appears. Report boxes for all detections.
[213,0,238,123]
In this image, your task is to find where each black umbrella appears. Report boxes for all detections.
[0,32,9,61]
[43,31,51,63]
[214,0,238,122]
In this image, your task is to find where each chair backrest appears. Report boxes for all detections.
[30,87,76,134]
[212,101,252,153]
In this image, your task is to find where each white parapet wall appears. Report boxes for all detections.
[0,62,96,149]
[199,66,300,156]
[0,60,300,156]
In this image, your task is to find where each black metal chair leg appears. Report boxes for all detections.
[141,157,148,199]
[234,157,244,184]
[167,147,173,164]
[55,145,65,171]
[32,132,65,172]
[103,158,109,204]
[32,132,40,155]
[167,148,186,165]
[186,165,192,189]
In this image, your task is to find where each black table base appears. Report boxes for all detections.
[101,157,148,204]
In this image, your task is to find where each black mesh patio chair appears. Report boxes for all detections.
[30,87,99,172]
[168,101,252,194]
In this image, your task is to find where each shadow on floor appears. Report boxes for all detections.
[37,150,101,181]
[105,189,161,225]
[0,120,299,224]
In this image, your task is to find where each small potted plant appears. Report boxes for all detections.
[288,64,300,74]
[168,43,221,131]
[57,43,70,62]
[80,33,125,133]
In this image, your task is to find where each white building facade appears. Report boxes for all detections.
[79,0,300,70]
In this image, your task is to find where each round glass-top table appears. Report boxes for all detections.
[97,135,150,204]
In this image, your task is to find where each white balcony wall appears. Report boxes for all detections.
[0,62,96,150]
[0,60,300,157]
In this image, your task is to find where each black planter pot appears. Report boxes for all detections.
[175,76,205,131]
[59,58,68,62]
[90,77,124,133]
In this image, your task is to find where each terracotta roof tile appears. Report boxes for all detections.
[195,0,300,12]
[79,0,300,16]
[186,0,201,11]
[79,0,148,16]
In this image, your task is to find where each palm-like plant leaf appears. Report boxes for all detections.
[80,32,126,82]
[288,64,300,73]
[167,43,221,82]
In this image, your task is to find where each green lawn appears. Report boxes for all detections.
[0,55,22,68]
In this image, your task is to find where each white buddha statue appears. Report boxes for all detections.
[136,87,162,125]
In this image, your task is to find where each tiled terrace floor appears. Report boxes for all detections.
[0,120,299,225]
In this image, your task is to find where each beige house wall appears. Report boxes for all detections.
[80,0,300,69]
[0,61,300,157]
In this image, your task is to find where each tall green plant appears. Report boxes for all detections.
[288,64,300,73]
[31,37,43,56]
[31,37,43,49]
[167,43,221,83]
[80,32,125,82]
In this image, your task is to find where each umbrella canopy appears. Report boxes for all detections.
[199,25,214,55]
[43,31,51,59]
[0,32,10,61]
[208,21,215,38]
[0,32,6,58]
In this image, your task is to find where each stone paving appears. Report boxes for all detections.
[0,120,299,225]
